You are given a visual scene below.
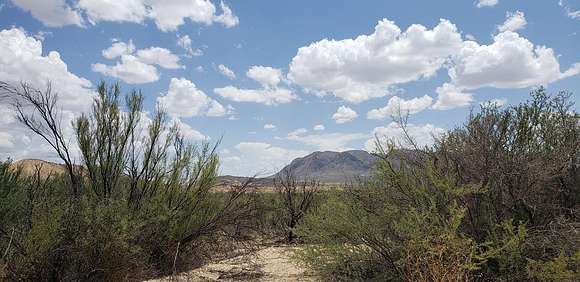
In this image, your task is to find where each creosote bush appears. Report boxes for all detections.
[297,87,580,281]
[0,81,256,280]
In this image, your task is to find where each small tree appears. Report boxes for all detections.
[274,167,320,243]
[0,82,80,197]
[75,82,142,199]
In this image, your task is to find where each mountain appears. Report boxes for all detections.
[11,150,381,186]
[10,159,68,178]
[272,150,378,183]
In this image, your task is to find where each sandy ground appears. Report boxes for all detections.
[147,245,316,281]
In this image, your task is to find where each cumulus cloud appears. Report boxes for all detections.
[498,11,527,32]
[213,1,239,28]
[366,122,446,151]
[432,83,474,110]
[289,19,463,103]
[434,31,580,110]
[78,0,147,24]
[135,47,182,69]
[264,124,276,130]
[218,64,236,79]
[332,106,358,124]
[157,78,228,118]
[451,31,579,89]
[214,65,297,105]
[214,87,295,105]
[476,0,499,8]
[246,66,283,88]
[367,95,433,119]
[0,28,93,111]
[10,0,83,27]
[102,40,136,59]
[0,27,94,160]
[92,40,182,84]
[16,0,239,31]
[220,142,308,176]
[313,124,325,131]
[0,29,210,163]
[287,17,578,110]
[147,0,239,31]
[92,55,159,84]
[170,117,207,141]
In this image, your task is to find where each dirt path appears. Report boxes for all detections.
[148,245,316,281]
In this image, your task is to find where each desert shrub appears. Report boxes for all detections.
[526,250,580,281]
[297,88,580,281]
[273,167,321,243]
[297,148,491,281]
[0,81,256,280]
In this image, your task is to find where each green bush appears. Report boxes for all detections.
[296,88,580,281]
[0,81,256,280]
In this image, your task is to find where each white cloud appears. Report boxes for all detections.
[434,30,580,109]
[498,11,527,32]
[0,27,95,160]
[10,0,83,27]
[246,66,283,87]
[288,17,578,109]
[287,128,308,138]
[559,0,580,19]
[92,40,183,84]
[220,142,308,176]
[366,122,446,151]
[77,0,239,31]
[287,132,368,151]
[78,0,147,24]
[0,28,93,111]
[288,19,463,103]
[218,64,236,79]
[214,87,296,105]
[171,118,207,141]
[367,95,433,119]
[332,106,358,124]
[449,31,580,90]
[264,124,276,130]
[214,66,297,105]
[135,47,183,69]
[432,83,473,110]
[313,124,325,131]
[102,40,136,59]
[476,0,498,8]
[177,34,203,57]
[213,1,239,28]
[92,55,159,84]
[157,78,227,118]
[465,34,477,41]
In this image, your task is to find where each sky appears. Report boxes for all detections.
[0,0,579,176]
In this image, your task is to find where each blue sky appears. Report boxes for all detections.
[0,0,579,176]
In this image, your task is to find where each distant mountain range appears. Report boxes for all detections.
[11,150,381,186]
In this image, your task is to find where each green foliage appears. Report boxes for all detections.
[0,81,256,280]
[296,88,580,281]
[527,251,580,281]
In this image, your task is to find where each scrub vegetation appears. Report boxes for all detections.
[0,81,578,281]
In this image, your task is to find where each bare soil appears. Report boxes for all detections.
[147,245,316,281]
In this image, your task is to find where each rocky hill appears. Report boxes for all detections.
[272,150,378,183]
